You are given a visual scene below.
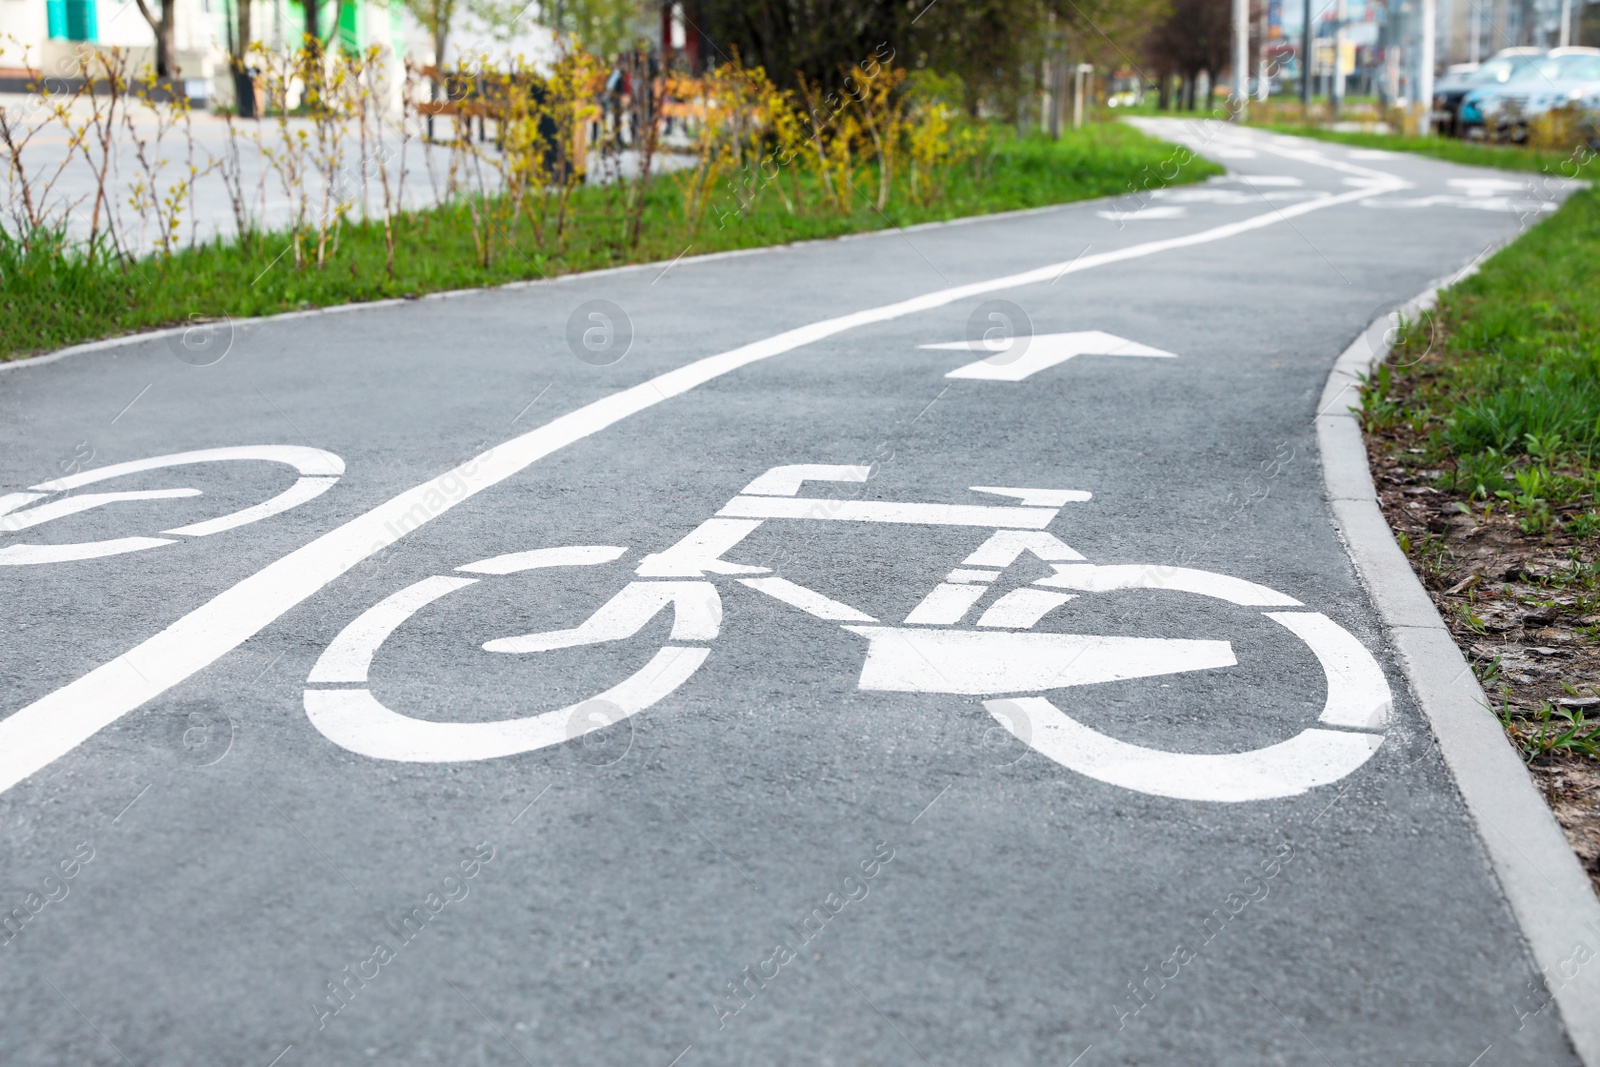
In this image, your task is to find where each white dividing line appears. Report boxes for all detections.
[0,181,1401,797]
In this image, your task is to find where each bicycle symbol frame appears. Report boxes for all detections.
[303,464,1390,803]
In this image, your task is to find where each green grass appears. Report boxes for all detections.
[0,121,1221,361]
[1255,122,1590,175]
[1361,186,1600,528]
[1362,189,1600,766]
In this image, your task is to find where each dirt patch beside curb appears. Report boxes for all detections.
[1366,429,1600,896]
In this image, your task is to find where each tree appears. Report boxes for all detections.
[466,0,538,43]
[406,0,462,72]
[131,0,177,78]
[1144,0,1231,111]
[224,0,256,117]
[520,0,648,58]
[690,0,1165,116]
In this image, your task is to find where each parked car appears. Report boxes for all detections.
[1460,48,1600,140]
[1438,48,1543,136]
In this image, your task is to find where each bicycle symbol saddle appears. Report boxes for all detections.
[303,464,1390,803]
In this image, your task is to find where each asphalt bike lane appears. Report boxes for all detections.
[0,121,1588,1064]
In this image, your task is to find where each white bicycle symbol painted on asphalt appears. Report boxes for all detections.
[302,465,1390,803]
[0,446,344,565]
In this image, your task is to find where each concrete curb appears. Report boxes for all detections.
[1318,256,1600,1064]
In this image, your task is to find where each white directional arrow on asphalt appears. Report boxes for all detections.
[921,331,1177,382]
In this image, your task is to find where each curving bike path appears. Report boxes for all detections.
[0,118,1595,1066]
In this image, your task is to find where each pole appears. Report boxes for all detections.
[1049,51,1063,139]
[1301,0,1312,109]
[1333,0,1346,115]
[1561,0,1573,46]
[1420,0,1436,133]
[1258,4,1269,102]
[1233,0,1249,119]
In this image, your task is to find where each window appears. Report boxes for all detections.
[46,0,98,41]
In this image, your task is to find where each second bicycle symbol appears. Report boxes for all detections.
[303,464,1390,803]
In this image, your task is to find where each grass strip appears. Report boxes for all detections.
[1254,122,1587,175]
[1359,188,1600,885]
[0,122,1218,361]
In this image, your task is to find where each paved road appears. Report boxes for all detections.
[0,119,1585,1065]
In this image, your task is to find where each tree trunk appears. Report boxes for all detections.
[236,0,250,57]
[157,15,176,78]
[232,0,255,118]
[132,0,176,77]
[1157,71,1171,110]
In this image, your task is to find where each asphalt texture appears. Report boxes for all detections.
[0,118,1585,1065]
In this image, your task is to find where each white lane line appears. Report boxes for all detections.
[0,181,1400,797]
[1233,175,1304,186]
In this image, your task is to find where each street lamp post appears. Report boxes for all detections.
[1333,0,1347,116]
[1419,0,1436,134]
[1233,0,1250,119]
[1301,0,1313,110]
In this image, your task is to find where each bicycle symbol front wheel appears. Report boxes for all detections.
[303,546,717,763]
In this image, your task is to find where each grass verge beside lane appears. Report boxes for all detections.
[1360,187,1600,892]
[0,122,1220,361]
[1255,122,1589,175]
